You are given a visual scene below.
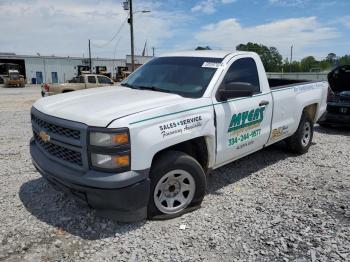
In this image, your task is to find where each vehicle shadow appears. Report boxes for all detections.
[206,141,297,195]
[314,125,350,136]
[19,178,145,240]
[19,141,307,240]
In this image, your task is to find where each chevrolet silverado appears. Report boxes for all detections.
[30,51,328,222]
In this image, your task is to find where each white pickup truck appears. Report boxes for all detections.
[30,51,328,222]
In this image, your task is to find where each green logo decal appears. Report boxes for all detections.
[228,107,265,133]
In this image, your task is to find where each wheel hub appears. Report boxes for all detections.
[153,170,196,214]
[163,179,181,198]
[301,121,311,147]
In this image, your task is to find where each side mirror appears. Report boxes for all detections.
[218,82,256,101]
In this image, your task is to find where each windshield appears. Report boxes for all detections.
[9,73,20,80]
[122,56,223,98]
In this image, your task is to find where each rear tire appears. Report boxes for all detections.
[286,113,314,154]
[147,151,206,219]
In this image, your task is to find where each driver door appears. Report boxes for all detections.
[86,75,98,88]
[214,56,273,166]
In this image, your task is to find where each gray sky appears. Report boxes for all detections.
[1,0,349,60]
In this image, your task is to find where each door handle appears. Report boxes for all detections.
[259,100,269,106]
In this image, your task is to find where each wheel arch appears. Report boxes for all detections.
[151,136,213,173]
[302,103,318,123]
[62,89,74,93]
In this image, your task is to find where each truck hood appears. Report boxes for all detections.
[33,86,189,126]
[328,65,350,93]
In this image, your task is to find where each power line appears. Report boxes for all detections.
[112,35,123,78]
[91,17,128,48]
[113,36,123,60]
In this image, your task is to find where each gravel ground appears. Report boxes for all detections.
[0,85,349,262]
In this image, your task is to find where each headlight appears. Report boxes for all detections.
[89,128,130,172]
[91,153,130,169]
[90,131,129,147]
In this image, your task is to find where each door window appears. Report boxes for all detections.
[222,58,260,92]
[78,76,85,83]
[97,76,113,84]
[87,76,96,83]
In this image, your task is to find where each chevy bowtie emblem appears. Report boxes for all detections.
[39,131,50,143]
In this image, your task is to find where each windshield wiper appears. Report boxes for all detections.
[135,85,173,94]
[120,83,138,89]
[121,83,177,95]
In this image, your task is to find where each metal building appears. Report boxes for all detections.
[126,55,154,68]
[0,53,153,84]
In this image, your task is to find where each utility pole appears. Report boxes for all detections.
[43,59,47,83]
[129,0,135,72]
[88,39,92,73]
[290,45,293,72]
[152,47,155,57]
[124,1,149,71]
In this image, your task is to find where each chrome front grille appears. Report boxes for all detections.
[31,113,81,140]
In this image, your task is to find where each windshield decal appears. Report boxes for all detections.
[201,62,222,68]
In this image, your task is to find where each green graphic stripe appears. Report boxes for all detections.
[130,83,317,125]
[130,92,271,125]
[129,92,270,125]
[130,104,213,125]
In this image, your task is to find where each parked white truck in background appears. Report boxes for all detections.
[30,51,328,221]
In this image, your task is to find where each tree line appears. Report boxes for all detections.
[195,43,350,72]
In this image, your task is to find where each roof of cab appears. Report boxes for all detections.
[159,50,250,59]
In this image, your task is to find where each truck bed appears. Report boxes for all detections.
[268,78,311,90]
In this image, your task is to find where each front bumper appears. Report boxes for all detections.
[41,91,54,97]
[30,139,150,222]
[318,112,350,126]
[6,81,23,87]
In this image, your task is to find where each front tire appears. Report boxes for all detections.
[148,151,206,219]
[286,113,314,154]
